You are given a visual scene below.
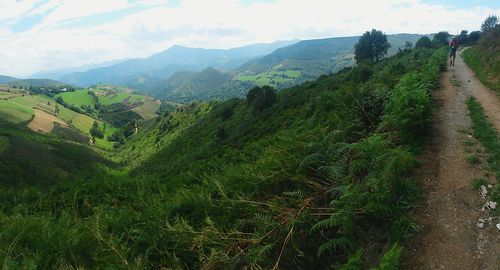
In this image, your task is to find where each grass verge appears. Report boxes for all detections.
[467,97,500,210]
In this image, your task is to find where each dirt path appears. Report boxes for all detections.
[456,49,500,130]
[28,109,67,133]
[402,50,500,269]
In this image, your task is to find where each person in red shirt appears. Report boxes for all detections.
[449,37,459,66]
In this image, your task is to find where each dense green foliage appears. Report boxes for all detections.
[0,45,446,269]
[246,86,277,112]
[98,103,142,128]
[467,98,500,210]
[90,121,105,139]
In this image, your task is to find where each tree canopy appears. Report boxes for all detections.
[432,31,450,47]
[354,29,391,64]
[458,30,468,44]
[415,36,432,48]
[468,31,481,44]
[481,15,499,33]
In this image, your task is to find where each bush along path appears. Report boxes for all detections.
[402,49,500,269]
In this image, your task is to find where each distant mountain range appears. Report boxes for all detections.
[147,34,425,102]
[16,34,426,103]
[30,58,130,80]
[58,40,298,88]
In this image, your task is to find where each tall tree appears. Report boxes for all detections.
[458,30,468,44]
[354,29,391,64]
[404,41,413,50]
[432,31,450,47]
[468,31,481,44]
[481,15,499,33]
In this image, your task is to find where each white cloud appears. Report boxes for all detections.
[38,0,130,26]
[0,0,39,21]
[0,0,498,76]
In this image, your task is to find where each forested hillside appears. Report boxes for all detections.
[6,79,74,92]
[151,67,254,102]
[0,42,447,269]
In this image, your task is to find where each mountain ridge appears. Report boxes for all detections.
[59,40,298,88]
[0,75,18,84]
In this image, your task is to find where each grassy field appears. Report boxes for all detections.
[57,90,95,107]
[0,100,34,123]
[10,95,55,113]
[57,104,117,149]
[0,92,22,99]
[27,109,67,133]
[235,68,301,87]
[0,89,122,151]
[270,69,301,78]
[58,104,100,133]
[96,91,144,106]
[57,104,79,122]
[131,98,160,120]
[235,74,259,81]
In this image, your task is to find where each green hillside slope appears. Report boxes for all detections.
[152,68,253,102]
[0,120,110,186]
[236,34,424,83]
[0,46,446,269]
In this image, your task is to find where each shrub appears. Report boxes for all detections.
[432,31,450,47]
[246,86,277,112]
[89,121,104,139]
[415,36,432,48]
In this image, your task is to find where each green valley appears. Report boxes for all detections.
[1,6,498,268]
[0,34,450,268]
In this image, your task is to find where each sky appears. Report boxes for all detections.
[0,0,498,77]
